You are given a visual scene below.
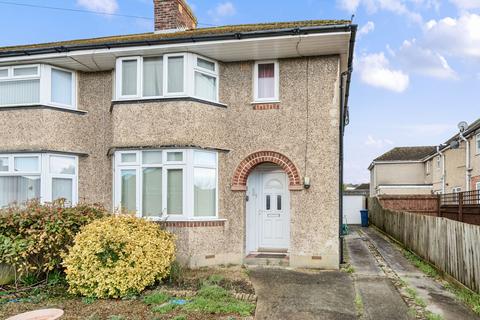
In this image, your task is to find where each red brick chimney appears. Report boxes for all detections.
[153,0,197,32]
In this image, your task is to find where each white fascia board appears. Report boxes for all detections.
[0,32,351,64]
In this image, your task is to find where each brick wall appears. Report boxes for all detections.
[377,195,438,216]
[154,0,197,32]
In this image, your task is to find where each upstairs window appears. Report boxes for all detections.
[476,133,480,154]
[0,65,76,109]
[254,61,279,102]
[115,53,218,102]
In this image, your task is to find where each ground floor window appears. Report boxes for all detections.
[114,149,218,219]
[0,153,78,208]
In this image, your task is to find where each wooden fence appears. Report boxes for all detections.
[370,197,480,293]
[440,190,480,225]
[378,195,438,216]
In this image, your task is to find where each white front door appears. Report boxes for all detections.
[246,168,290,252]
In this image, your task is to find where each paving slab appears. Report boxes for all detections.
[249,267,357,320]
[364,227,479,320]
[346,231,412,319]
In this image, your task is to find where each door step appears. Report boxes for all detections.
[244,253,289,266]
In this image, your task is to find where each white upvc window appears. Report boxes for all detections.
[0,64,76,109]
[193,55,219,102]
[476,182,480,191]
[426,161,430,174]
[115,53,219,102]
[452,187,462,193]
[436,156,441,168]
[253,60,279,102]
[476,133,480,154]
[0,153,78,208]
[114,149,218,220]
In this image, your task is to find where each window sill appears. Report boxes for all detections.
[251,100,281,104]
[0,104,87,115]
[111,96,227,111]
[151,218,226,228]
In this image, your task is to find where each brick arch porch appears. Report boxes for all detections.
[231,151,303,191]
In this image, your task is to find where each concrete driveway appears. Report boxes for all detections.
[249,268,357,320]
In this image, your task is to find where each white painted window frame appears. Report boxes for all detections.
[113,149,218,220]
[116,56,142,100]
[476,182,480,190]
[114,53,220,103]
[0,64,77,110]
[452,187,462,193]
[0,153,78,206]
[47,65,77,110]
[436,156,441,169]
[192,55,219,103]
[476,133,480,155]
[253,60,280,103]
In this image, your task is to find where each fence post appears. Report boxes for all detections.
[459,192,463,222]
[437,195,441,217]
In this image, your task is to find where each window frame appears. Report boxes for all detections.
[193,55,219,103]
[113,149,218,220]
[164,53,187,96]
[48,66,77,109]
[116,56,142,100]
[115,53,220,103]
[0,64,77,109]
[0,153,78,207]
[476,133,480,155]
[253,60,280,102]
[425,161,430,174]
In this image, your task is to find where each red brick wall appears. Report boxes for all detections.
[471,175,480,191]
[378,195,438,216]
[154,0,197,31]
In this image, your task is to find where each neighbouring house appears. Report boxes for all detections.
[369,146,436,196]
[0,0,356,269]
[370,118,480,196]
[343,183,369,225]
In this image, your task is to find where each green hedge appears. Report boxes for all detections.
[0,200,107,283]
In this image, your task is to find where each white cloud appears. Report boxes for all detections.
[338,0,361,11]
[208,2,236,22]
[397,39,458,79]
[356,52,410,92]
[449,0,480,10]
[365,135,394,148]
[358,21,375,36]
[77,0,118,14]
[423,13,480,59]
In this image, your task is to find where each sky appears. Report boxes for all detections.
[0,0,479,184]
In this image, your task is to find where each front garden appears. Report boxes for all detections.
[0,202,256,319]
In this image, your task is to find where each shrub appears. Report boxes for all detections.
[63,215,175,298]
[0,201,106,281]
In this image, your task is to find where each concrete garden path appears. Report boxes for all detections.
[248,226,478,319]
[346,226,478,320]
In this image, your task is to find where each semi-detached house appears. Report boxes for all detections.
[0,0,356,268]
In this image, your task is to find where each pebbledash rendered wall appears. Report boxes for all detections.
[0,56,341,269]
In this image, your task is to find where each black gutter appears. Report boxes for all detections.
[339,24,357,265]
[0,24,355,58]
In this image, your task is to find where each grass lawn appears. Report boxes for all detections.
[0,266,256,320]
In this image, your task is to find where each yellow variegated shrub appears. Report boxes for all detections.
[63,215,175,298]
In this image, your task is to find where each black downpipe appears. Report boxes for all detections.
[339,24,356,265]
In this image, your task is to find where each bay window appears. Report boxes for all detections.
[0,154,78,208]
[253,61,279,102]
[0,65,76,109]
[115,53,219,102]
[114,149,218,219]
